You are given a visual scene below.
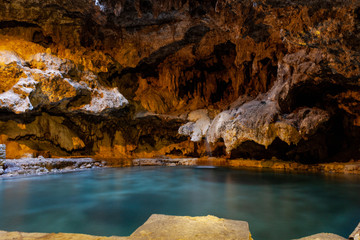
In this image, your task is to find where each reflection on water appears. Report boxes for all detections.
[0,167,359,240]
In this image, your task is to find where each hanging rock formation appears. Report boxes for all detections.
[0,0,359,162]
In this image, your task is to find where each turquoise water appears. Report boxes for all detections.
[0,167,359,240]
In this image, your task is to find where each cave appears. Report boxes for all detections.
[0,0,358,165]
[0,0,360,239]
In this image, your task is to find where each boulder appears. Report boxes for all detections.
[129,214,253,240]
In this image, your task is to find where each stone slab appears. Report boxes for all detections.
[295,233,346,240]
[129,214,252,240]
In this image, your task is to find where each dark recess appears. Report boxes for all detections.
[32,31,53,47]
[139,0,153,14]
[0,20,39,29]
[279,81,346,113]
[229,138,292,161]
[178,41,236,104]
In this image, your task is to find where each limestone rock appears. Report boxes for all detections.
[0,50,128,114]
[1,157,102,177]
[206,68,330,152]
[129,214,253,240]
[295,233,346,240]
[206,48,349,161]
[179,109,211,142]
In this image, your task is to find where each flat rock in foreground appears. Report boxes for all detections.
[0,215,252,240]
[296,233,346,240]
[1,215,354,240]
[129,214,252,240]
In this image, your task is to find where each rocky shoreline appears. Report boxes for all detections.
[198,157,360,175]
[0,157,105,177]
[1,157,360,177]
[104,157,360,175]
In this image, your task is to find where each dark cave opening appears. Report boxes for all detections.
[227,111,357,163]
[279,81,345,113]
[32,31,53,47]
[210,78,232,103]
[229,138,292,160]
[210,138,227,157]
[177,41,236,104]
[139,0,153,14]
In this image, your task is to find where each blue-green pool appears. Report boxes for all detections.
[0,167,359,240]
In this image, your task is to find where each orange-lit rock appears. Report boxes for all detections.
[0,0,359,163]
[0,46,128,114]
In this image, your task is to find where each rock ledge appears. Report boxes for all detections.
[0,157,104,177]
[0,214,354,240]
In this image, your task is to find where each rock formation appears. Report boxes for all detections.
[0,157,104,177]
[0,0,359,163]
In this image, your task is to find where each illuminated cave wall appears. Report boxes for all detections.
[0,0,359,162]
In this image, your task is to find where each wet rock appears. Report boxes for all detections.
[35,167,49,174]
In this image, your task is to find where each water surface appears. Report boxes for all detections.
[0,167,359,240]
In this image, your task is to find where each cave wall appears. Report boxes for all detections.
[0,0,359,162]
